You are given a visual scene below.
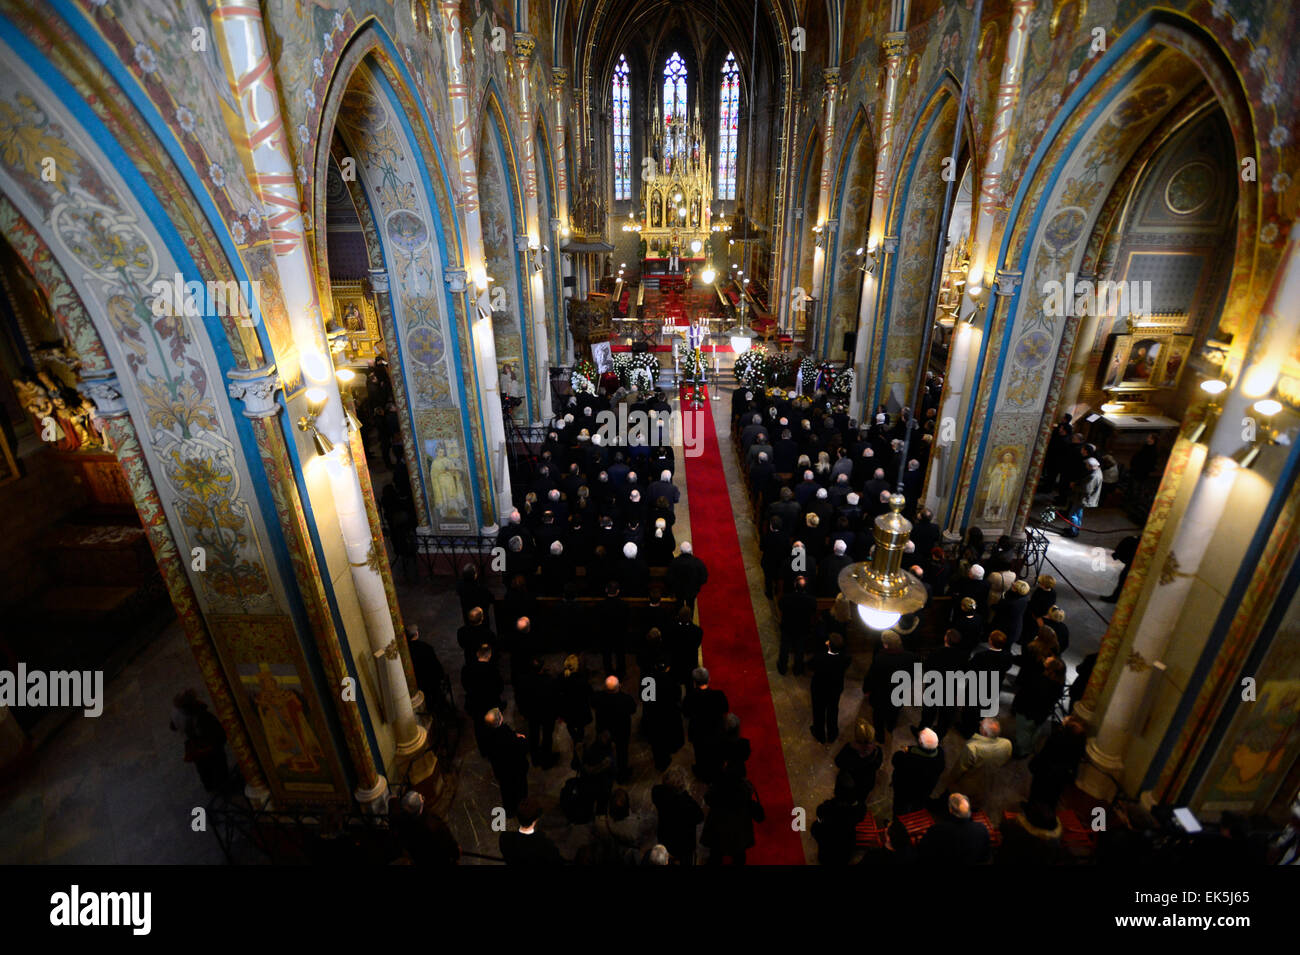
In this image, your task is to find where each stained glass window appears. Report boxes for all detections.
[663,52,688,166]
[718,52,739,200]
[613,55,631,200]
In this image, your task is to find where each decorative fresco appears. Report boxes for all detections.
[0,52,278,614]
[881,93,955,410]
[825,111,874,360]
[332,62,480,531]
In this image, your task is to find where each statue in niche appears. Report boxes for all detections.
[651,192,663,228]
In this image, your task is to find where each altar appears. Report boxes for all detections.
[637,104,714,267]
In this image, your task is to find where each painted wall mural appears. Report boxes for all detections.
[0,49,281,615]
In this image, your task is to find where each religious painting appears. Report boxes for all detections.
[330,282,381,362]
[1199,679,1300,812]
[1102,333,1193,391]
[425,437,474,531]
[980,446,1021,526]
[651,191,663,228]
[499,359,525,421]
[208,614,349,805]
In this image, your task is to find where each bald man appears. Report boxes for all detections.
[918,792,990,864]
[890,727,945,816]
[592,675,638,783]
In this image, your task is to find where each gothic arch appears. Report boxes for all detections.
[821,104,875,358]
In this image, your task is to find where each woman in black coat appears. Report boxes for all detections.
[834,719,883,808]
[701,766,765,864]
[640,660,685,771]
[993,579,1030,648]
[1028,716,1088,809]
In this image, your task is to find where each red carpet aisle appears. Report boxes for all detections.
[681,397,805,864]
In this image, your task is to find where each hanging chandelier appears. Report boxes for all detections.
[838,493,928,630]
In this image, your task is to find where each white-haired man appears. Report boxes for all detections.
[918,792,990,864]
[668,541,708,609]
[890,726,945,815]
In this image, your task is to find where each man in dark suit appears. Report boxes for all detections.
[461,644,503,756]
[777,574,817,675]
[917,793,990,864]
[485,707,530,816]
[516,657,559,768]
[667,542,709,609]
[592,675,638,782]
[456,607,495,666]
[809,633,850,743]
[916,628,968,739]
[863,629,918,741]
[910,508,941,558]
[499,798,564,865]
[682,667,729,781]
[404,625,445,710]
[651,766,704,865]
[890,727,945,815]
[455,563,494,626]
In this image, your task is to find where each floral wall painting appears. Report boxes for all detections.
[424,437,474,531]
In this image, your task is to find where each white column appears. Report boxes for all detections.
[851,31,906,418]
[1077,448,1235,799]
[810,69,840,303]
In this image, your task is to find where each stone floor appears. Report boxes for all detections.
[0,618,227,864]
[0,401,1139,865]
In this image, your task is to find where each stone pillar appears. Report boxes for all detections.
[514,33,553,422]
[810,68,839,302]
[79,371,272,808]
[225,366,388,807]
[1058,270,1100,415]
[1078,448,1234,801]
[852,31,906,417]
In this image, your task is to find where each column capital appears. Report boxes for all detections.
[515,233,533,252]
[76,373,129,419]
[551,67,568,87]
[822,67,840,87]
[367,267,390,295]
[882,235,899,254]
[513,32,536,61]
[443,268,469,293]
[994,269,1023,296]
[226,365,283,419]
[882,32,908,59]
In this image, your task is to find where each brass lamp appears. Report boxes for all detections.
[838,492,928,630]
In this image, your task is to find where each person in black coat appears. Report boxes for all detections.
[666,605,703,687]
[404,625,447,712]
[701,765,765,865]
[592,675,638,782]
[809,633,850,742]
[683,667,730,782]
[651,767,704,865]
[389,790,459,865]
[890,728,945,815]
[777,575,817,675]
[993,579,1030,649]
[916,628,967,739]
[516,657,559,768]
[499,798,564,865]
[863,630,919,741]
[918,793,990,864]
[556,653,593,758]
[485,708,530,816]
[455,563,494,626]
[461,645,504,756]
[641,659,685,771]
[667,543,709,608]
[1028,715,1087,809]
[812,772,865,865]
[170,689,228,793]
[597,580,631,678]
[456,607,495,666]
[835,720,884,807]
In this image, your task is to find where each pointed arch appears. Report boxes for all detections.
[821,103,875,357]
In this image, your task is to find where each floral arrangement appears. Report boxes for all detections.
[683,347,708,383]
[768,351,796,385]
[732,344,769,388]
[613,351,660,391]
[813,361,854,398]
[571,358,598,395]
[796,355,817,394]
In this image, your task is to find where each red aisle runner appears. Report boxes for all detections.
[681,398,805,864]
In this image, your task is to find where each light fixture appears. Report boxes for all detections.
[1254,398,1283,417]
[838,493,928,631]
[297,389,335,458]
[856,247,865,256]
[690,240,703,254]
[701,268,716,284]
[336,368,356,384]
[725,320,756,353]
[1190,378,1229,443]
[1200,379,1228,396]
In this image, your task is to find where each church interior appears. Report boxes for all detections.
[0,0,1298,869]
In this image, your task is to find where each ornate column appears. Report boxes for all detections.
[810,68,840,303]
[79,371,272,807]
[863,234,899,407]
[225,365,389,806]
[514,34,553,421]
[851,30,906,417]
[1078,449,1236,801]
[1057,269,1099,414]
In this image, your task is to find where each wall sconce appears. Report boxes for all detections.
[297,388,335,457]
[964,284,986,323]
[1189,378,1229,443]
[1234,397,1283,468]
